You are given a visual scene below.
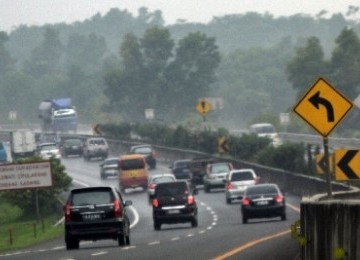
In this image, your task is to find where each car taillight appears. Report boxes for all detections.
[187,195,195,205]
[64,204,71,222]
[152,198,159,207]
[242,197,250,206]
[274,195,284,203]
[149,183,156,189]
[226,182,233,190]
[114,200,122,218]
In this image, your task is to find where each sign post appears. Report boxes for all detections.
[293,77,353,197]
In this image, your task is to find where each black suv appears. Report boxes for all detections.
[130,144,156,169]
[152,181,198,230]
[64,186,132,250]
[169,159,192,180]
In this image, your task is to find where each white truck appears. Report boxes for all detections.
[10,129,37,161]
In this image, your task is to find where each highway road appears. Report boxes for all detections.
[0,154,301,259]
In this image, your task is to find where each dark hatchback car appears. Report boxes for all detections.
[169,159,192,180]
[64,186,132,250]
[241,183,286,224]
[60,138,84,157]
[152,181,198,230]
[130,144,156,169]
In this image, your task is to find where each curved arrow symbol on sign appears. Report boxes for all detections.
[308,91,334,122]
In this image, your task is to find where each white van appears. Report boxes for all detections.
[249,123,281,147]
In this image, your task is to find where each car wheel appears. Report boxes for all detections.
[204,184,210,193]
[154,220,161,231]
[281,213,287,221]
[191,216,198,227]
[226,198,232,204]
[65,236,79,250]
[118,233,126,246]
[100,174,105,179]
[242,215,248,224]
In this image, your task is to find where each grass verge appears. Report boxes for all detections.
[0,214,64,253]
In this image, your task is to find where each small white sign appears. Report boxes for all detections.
[280,113,290,125]
[0,161,52,191]
[145,109,154,120]
[9,111,17,120]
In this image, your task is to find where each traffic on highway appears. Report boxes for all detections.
[0,147,301,260]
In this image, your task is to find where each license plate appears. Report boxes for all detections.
[167,209,180,214]
[83,214,101,221]
[130,171,138,177]
[256,201,269,206]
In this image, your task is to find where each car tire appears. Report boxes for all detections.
[191,216,198,227]
[118,233,126,246]
[126,233,130,245]
[100,174,105,179]
[154,220,161,231]
[226,198,232,204]
[204,184,210,193]
[65,235,79,250]
[242,215,248,224]
[281,213,287,221]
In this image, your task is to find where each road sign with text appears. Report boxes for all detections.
[293,78,353,137]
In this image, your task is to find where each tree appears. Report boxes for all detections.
[329,28,360,133]
[103,28,220,123]
[329,28,360,99]
[286,36,328,98]
[163,32,220,121]
[0,31,15,76]
[23,27,64,78]
[64,33,107,72]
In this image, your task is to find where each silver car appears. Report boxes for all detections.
[203,162,233,193]
[225,169,259,204]
[147,173,176,201]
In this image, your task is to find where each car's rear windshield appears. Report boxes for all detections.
[105,159,119,165]
[231,171,255,181]
[89,139,106,145]
[246,185,278,195]
[175,161,190,168]
[156,182,188,196]
[120,158,145,170]
[40,144,57,150]
[153,176,175,184]
[211,163,230,173]
[66,139,82,145]
[71,190,113,205]
[133,147,152,154]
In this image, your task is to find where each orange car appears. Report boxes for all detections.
[119,154,148,192]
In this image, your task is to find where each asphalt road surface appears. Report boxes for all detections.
[0,155,301,259]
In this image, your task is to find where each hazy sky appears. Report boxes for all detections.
[1,0,359,32]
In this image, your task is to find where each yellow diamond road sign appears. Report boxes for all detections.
[293,78,353,137]
[196,99,212,116]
